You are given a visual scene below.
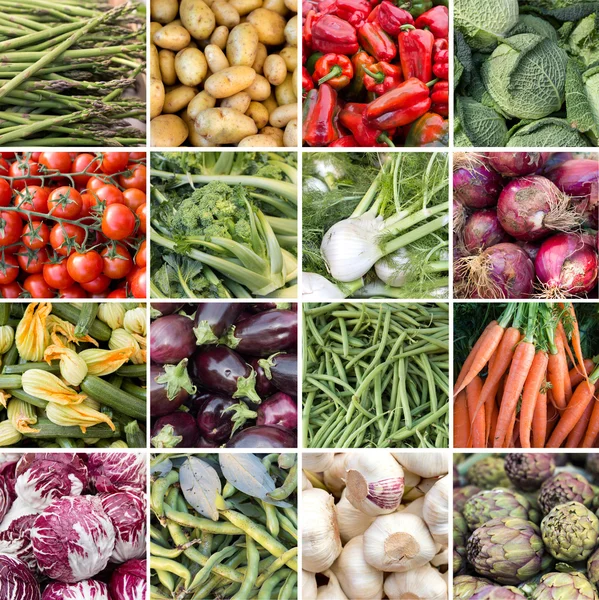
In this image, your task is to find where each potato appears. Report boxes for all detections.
[263,54,286,86]
[159,49,177,85]
[221,91,252,112]
[260,126,284,143]
[279,46,297,71]
[182,109,212,146]
[194,108,258,145]
[262,93,278,114]
[151,0,179,24]
[180,0,216,40]
[284,0,297,12]
[204,66,256,98]
[284,15,297,46]
[150,22,163,39]
[262,0,287,15]
[269,103,296,128]
[150,78,166,118]
[246,9,286,45]
[188,90,216,119]
[153,24,191,51]
[210,25,229,49]
[163,85,197,113]
[283,118,297,147]
[245,101,269,128]
[211,0,240,28]
[291,66,297,89]
[175,47,208,86]
[228,0,262,15]
[251,43,267,74]
[244,74,270,101]
[150,44,161,80]
[204,44,229,73]
[238,134,282,147]
[151,114,189,147]
[226,23,259,66]
[275,73,295,105]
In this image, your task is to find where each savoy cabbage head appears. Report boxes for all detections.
[455,0,519,50]
[481,33,568,119]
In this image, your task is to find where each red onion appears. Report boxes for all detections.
[546,159,599,198]
[453,158,503,209]
[463,210,510,253]
[486,152,550,177]
[535,233,598,297]
[516,241,541,262]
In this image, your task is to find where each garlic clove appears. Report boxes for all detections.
[336,491,375,544]
[302,488,342,573]
[422,475,449,546]
[391,452,448,479]
[323,453,347,498]
[303,470,313,491]
[383,563,447,600]
[431,546,448,568]
[303,452,335,473]
[317,570,349,600]
[400,496,425,519]
[302,570,317,599]
[402,468,421,492]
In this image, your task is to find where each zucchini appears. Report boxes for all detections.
[75,303,99,337]
[122,381,146,400]
[81,375,146,420]
[3,362,60,375]
[51,304,111,341]
[2,343,18,368]
[10,389,48,409]
[116,364,147,379]
[23,418,120,439]
[0,303,10,326]
[0,374,22,389]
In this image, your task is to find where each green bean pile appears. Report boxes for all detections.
[303,302,450,448]
[150,453,298,600]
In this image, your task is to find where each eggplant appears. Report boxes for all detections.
[194,303,244,345]
[248,302,290,313]
[256,393,297,430]
[225,425,297,448]
[226,310,297,357]
[250,358,276,397]
[151,302,184,317]
[150,361,195,417]
[151,314,197,364]
[151,412,200,448]
[259,353,297,397]
[196,393,237,443]
[190,346,261,404]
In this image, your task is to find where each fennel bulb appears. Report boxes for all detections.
[302,273,345,300]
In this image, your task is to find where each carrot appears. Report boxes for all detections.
[546,395,559,438]
[454,320,497,393]
[565,399,594,448]
[582,398,599,448]
[488,397,499,447]
[519,350,549,448]
[532,389,547,448]
[557,321,575,369]
[504,410,518,448]
[466,376,485,448]
[548,335,568,409]
[453,389,470,448]
[560,302,588,382]
[558,332,573,402]
[570,359,595,389]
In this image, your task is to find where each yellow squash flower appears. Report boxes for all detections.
[79,347,136,376]
[97,303,126,330]
[46,398,115,433]
[7,399,39,434]
[0,391,10,409]
[123,307,147,336]
[44,344,88,387]
[0,325,14,355]
[46,315,98,347]
[109,329,146,365]
[21,369,87,405]
[15,302,51,361]
[0,420,22,445]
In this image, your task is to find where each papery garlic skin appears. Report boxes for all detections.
[303,453,335,473]
[317,570,349,600]
[336,492,375,544]
[302,471,313,491]
[431,546,448,568]
[323,454,346,497]
[302,488,342,573]
[331,536,383,600]
[399,496,425,519]
[363,512,436,572]
[392,452,448,479]
[422,475,449,546]
[345,452,404,517]
[302,570,317,599]
[383,563,448,600]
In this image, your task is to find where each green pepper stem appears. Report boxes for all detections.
[318,64,343,85]
[363,67,385,83]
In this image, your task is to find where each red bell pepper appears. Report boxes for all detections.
[302,66,315,99]
[368,1,414,36]
[430,80,448,116]
[432,44,448,80]
[414,5,448,39]
[358,22,396,62]
[346,50,376,98]
[303,83,340,146]
[363,61,403,95]
[313,54,354,89]
[311,15,360,55]
[405,111,448,146]
[339,103,394,146]
[303,10,317,48]
[318,0,370,28]
[398,24,434,83]
[330,135,358,146]
[364,77,432,129]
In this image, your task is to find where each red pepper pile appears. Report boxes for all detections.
[302,0,449,147]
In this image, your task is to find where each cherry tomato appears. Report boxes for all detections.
[17,246,48,274]
[47,186,83,219]
[39,152,72,174]
[122,188,146,213]
[0,281,21,298]
[49,223,85,257]
[9,160,42,191]
[128,152,146,161]
[107,287,128,298]
[58,284,88,298]
[80,273,111,294]
[67,250,103,283]
[102,203,135,240]
[0,254,19,285]
[13,186,49,216]
[0,211,23,247]
[119,163,146,191]
[28,153,41,162]
[22,221,49,250]
[0,159,9,177]
[72,153,100,188]
[43,260,74,289]
[101,244,133,279]
[93,184,124,208]
[136,203,146,234]
[79,193,95,222]
[0,179,12,208]
[87,175,112,192]
[23,274,54,298]
[135,240,147,268]
[129,266,146,298]
[100,153,130,175]
[0,153,15,160]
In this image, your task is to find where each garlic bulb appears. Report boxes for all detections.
[391,452,448,478]
[402,468,421,492]
[303,453,335,473]
[345,452,404,516]
[303,570,317,599]
[302,273,345,300]
[302,488,342,573]
[383,564,447,600]
[302,471,313,491]
[403,477,439,502]
[320,213,384,282]
[374,248,411,287]
[422,476,449,545]
[363,512,436,572]
[336,491,375,544]
[323,454,347,497]
[400,496,425,519]
[317,570,349,600]
[331,536,383,600]
[431,546,448,568]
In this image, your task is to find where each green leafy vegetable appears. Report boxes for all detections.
[454,0,519,50]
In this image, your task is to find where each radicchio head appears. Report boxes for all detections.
[87,453,145,494]
[41,580,110,600]
[100,491,146,563]
[0,514,37,572]
[0,554,40,600]
[109,559,147,600]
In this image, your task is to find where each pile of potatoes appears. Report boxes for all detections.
[150,0,298,147]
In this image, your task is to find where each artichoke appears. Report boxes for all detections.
[541,501,599,562]
[586,454,599,482]
[530,572,599,600]
[455,509,469,573]
[504,453,555,491]
[467,517,547,585]
[471,585,527,599]
[454,575,499,600]
[454,547,465,574]
[463,488,539,530]
[455,463,461,486]
[467,457,510,490]
[588,547,599,586]
[455,485,482,512]
[538,472,594,515]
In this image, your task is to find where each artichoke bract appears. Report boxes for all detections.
[454,510,469,573]
[467,457,510,490]
[586,454,599,482]
[453,574,499,600]
[471,585,527,599]
[505,453,556,491]
[530,571,599,600]
[463,489,539,531]
[538,472,594,515]
[541,501,599,562]
[467,517,547,585]
[455,485,483,512]
[588,547,599,586]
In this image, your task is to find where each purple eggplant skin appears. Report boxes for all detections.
[194,303,244,344]
[196,393,237,443]
[151,412,200,448]
[268,354,298,397]
[151,302,184,317]
[251,359,276,398]
[229,310,297,357]
[151,314,196,364]
[225,425,297,448]
[196,436,217,448]
[257,393,297,430]
[150,364,189,417]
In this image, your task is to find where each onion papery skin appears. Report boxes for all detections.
[463,210,511,253]
[454,162,503,209]
[486,152,551,177]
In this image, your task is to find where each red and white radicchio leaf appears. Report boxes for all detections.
[100,491,146,563]
[109,559,147,600]
[0,514,37,572]
[0,476,13,523]
[87,453,145,494]
[0,554,40,600]
[41,580,110,600]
